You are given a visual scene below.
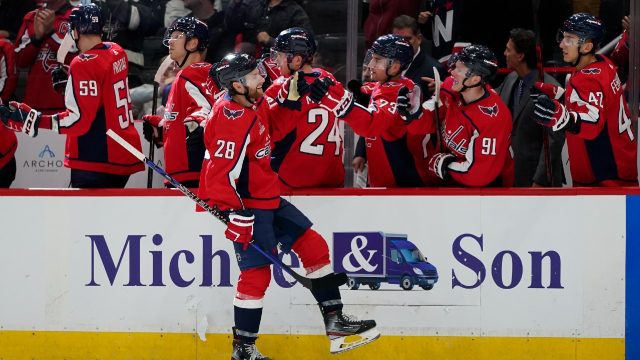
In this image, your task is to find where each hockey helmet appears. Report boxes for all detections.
[68,4,104,35]
[212,53,257,90]
[456,44,498,81]
[558,13,604,44]
[163,16,209,51]
[367,34,414,71]
[272,27,316,63]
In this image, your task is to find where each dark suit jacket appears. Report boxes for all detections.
[497,71,565,187]
[404,44,447,97]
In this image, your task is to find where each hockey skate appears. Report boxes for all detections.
[231,329,271,360]
[323,309,380,354]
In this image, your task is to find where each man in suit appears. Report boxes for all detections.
[497,28,565,187]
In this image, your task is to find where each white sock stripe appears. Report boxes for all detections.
[306,264,333,279]
[233,297,263,309]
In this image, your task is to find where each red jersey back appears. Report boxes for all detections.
[199,95,280,211]
[14,4,75,114]
[0,36,17,103]
[162,62,216,184]
[564,55,637,185]
[258,68,344,189]
[0,125,17,170]
[54,42,143,175]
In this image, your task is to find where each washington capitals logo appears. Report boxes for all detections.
[223,107,244,120]
[479,104,499,117]
[582,68,601,75]
[78,54,98,61]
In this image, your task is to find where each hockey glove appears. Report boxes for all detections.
[0,102,41,137]
[225,209,254,251]
[184,117,201,134]
[532,81,565,100]
[142,114,163,127]
[142,121,163,148]
[428,152,455,181]
[277,75,302,110]
[309,78,355,118]
[51,64,69,94]
[532,94,579,132]
[397,86,423,123]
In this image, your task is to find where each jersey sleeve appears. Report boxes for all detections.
[566,75,607,140]
[13,14,39,69]
[448,110,511,187]
[342,87,403,137]
[0,41,18,103]
[47,58,104,136]
[180,74,212,123]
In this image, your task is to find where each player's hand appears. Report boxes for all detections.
[352,156,366,173]
[311,78,355,118]
[532,94,578,132]
[428,152,455,181]
[34,8,55,40]
[225,209,254,251]
[277,75,303,110]
[142,114,163,127]
[184,117,200,134]
[143,121,163,148]
[0,102,41,137]
[397,86,423,123]
[51,64,69,94]
[533,81,564,100]
[295,70,321,98]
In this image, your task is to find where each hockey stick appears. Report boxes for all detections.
[146,56,174,188]
[106,129,347,290]
[432,66,444,152]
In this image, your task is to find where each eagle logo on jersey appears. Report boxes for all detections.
[223,106,244,120]
[582,68,601,75]
[478,104,499,117]
[78,53,98,61]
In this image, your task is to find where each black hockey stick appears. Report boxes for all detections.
[432,66,444,152]
[147,56,174,188]
[106,129,347,290]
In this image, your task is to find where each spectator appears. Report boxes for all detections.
[497,28,564,187]
[182,0,234,64]
[398,45,514,187]
[363,0,421,49]
[142,17,218,188]
[225,0,312,57]
[532,13,637,186]
[14,0,75,115]
[1,4,145,188]
[164,0,191,28]
[97,0,167,88]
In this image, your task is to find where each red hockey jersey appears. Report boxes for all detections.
[257,68,345,189]
[199,95,280,211]
[47,42,143,175]
[156,62,216,184]
[14,4,75,114]
[410,78,513,187]
[0,125,17,170]
[564,55,637,186]
[0,36,17,103]
[342,77,424,187]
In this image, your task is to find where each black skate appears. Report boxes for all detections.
[231,328,271,360]
[322,310,380,354]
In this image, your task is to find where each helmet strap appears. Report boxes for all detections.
[178,44,194,68]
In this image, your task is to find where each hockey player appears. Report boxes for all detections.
[142,16,218,188]
[14,0,75,115]
[295,34,428,187]
[532,13,638,186]
[256,27,345,190]
[397,44,514,187]
[199,53,379,359]
[0,4,144,188]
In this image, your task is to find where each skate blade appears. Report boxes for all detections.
[329,327,381,354]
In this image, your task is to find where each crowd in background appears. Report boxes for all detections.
[0,0,635,189]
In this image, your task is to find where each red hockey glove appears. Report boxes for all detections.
[396,86,423,123]
[225,210,254,251]
[0,102,41,137]
[277,75,303,110]
[142,114,163,127]
[428,152,455,180]
[532,94,579,132]
[533,81,564,100]
[309,77,354,118]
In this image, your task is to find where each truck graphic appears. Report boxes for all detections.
[333,232,438,290]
